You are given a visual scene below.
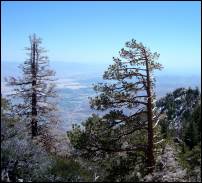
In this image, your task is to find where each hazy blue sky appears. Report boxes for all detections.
[1,1,201,74]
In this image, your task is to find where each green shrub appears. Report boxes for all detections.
[48,156,93,182]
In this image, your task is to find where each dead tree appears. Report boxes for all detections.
[6,34,57,138]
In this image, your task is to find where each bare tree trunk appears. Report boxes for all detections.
[31,41,38,137]
[145,49,155,173]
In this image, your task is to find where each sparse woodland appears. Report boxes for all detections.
[1,36,201,182]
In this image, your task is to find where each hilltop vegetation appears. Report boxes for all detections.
[68,87,201,182]
[1,87,201,182]
[157,87,201,181]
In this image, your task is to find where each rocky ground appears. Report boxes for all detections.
[143,144,188,182]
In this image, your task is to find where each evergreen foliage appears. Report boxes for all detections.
[68,39,163,178]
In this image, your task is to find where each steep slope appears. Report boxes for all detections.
[156,87,200,135]
[143,144,187,182]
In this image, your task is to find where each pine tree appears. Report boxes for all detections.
[6,34,57,138]
[69,39,163,174]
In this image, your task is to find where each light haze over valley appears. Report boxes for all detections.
[1,61,201,130]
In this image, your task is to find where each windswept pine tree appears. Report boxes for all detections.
[68,39,163,175]
[6,34,57,138]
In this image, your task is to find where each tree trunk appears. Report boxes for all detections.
[31,41,38,137]
[145,49,155,173]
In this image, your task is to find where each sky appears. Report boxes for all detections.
[1,1,201,75]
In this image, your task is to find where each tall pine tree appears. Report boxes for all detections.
[6,34,57,138]
[68,39,163,174]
